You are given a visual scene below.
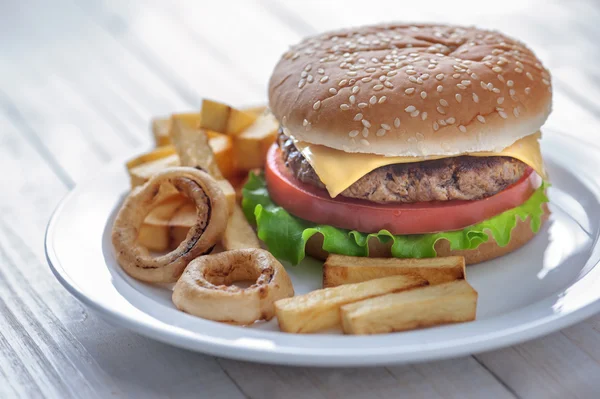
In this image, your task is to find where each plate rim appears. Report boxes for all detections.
[45,130,600,366]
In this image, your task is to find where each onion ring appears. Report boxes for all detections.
[172,249,294,324]
[112,167,229,283]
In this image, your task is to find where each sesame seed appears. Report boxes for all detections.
[379,75,387,81]
[301,71,308,78]
[379,96,387,104]
[320,76,329,83]
[428,64,436,69]
[439,119,447,126]
[369,96,377,104]
[477,115,486,123]
[381,123,391,130]
[349,95,356,104]
[352,86,360,94]
[374,84,384,91]
[354,113,363,121]
[394,118,401,128]
[472,93,479,103]
[307,75,314,83]
[497,74,505,82]
[457,84,467,90]
[437,106,446,115]
[362,127,369,137]
[525,87,531,94]
[516,61,524,69]
[421,112,428,120]
[437,85,443,92]
[387,70,398,76]
[411,110,420,118]
[487,82,494,90]
[406,69,417,75]
[492,66,503,73]
[471,73,478,80]
[362,119,371,128]
[459,125,467,133]
[436,73,444,80]
[365,67,377,73]
[298,79,306,89]
[493,88,501,93]
[480,81,488,90]
[507,80,514,87]
[362,77,373,83]
[452,73,461,79]
[421,74,430,80]
[405,88,416,95]
[461,80,471,86]
[318,68,325,74]
[498,110,508,119]
[433,122,439,131]
[542,78,550,85]
[358,102,368,108]
[497,97,504,104]
[347,71,358,76]
[340,104,350,110]
[455,94,462,103]
[446,117,456,124]
[376,129,386,136]
[339,79,348,86]
[513,108,520,117]
[384,81,394,88]
[515,68,523,73]
[313,100,321,110]
[509,89,516,97]
[348,130,359,137]
[420,91,427,99]
[303,119,309,126]
[405,105,416,113]
[439,99,449,107]
[360,139,370,146]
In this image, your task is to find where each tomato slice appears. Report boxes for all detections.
[265,144,541,235]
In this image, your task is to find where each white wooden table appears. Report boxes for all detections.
[2,0,600,397]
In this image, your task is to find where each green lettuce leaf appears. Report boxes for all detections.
[242,172,549,265]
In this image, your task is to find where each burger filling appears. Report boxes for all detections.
[277,132,527,203]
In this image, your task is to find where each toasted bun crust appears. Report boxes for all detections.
[269,23,552,157]
[305,203,548,265]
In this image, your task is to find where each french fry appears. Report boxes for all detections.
[200,99,256,135]
[170,117,236,212]
[222,205,260,250]
[208,132,237,179]
[274,275,427,334]
[170,117,223,178]
[167,202,196,247]
[323,255,466,288]
[138,195,188,251]
[340,280,478,335]
[232,111,278,170]
[151,117,172,147]
[127,152,179,188]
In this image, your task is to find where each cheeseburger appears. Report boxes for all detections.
[243,23,551,265]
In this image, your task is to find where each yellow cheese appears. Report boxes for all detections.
[294,132,546,197]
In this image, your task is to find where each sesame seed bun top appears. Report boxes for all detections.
[268,23,552,156]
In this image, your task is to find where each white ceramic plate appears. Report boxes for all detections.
[46,130,600,366]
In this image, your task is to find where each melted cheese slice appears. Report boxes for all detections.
[294,132,546,197]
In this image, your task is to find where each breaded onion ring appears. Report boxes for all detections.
[172,249,294,324]
[112,167,229,283]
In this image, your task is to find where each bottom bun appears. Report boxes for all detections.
[306,203,549,265]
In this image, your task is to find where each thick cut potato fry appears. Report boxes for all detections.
[340,280,478,335]
[170,117,223,178]
[128,153,179,188]
[222,205,260,250]
[200,99,256,135]
[323,255,465,288]
[233,112,278,170]
[167,202,196,248]
[209,132,237,179]
[275,275,427,334]
[138,195,188,251]
[151,117,172,147]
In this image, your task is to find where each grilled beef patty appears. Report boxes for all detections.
[277,132,528,203]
